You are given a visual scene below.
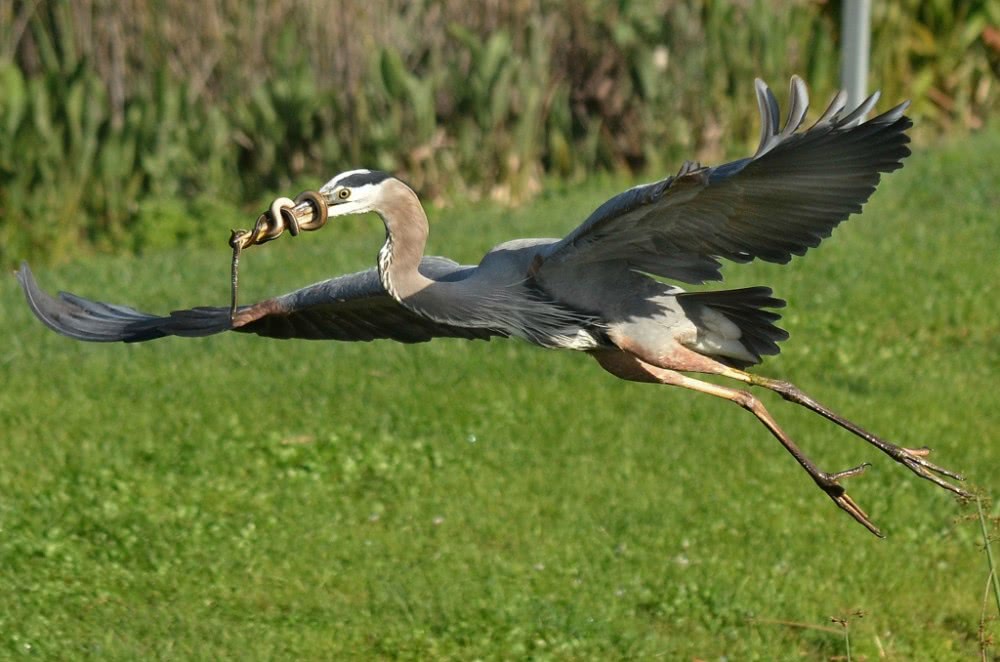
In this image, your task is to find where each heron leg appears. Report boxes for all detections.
[713,366,970,498]
[591,350,884,536]
[610,338,969,500]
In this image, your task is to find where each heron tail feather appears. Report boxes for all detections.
[677,286,788,368]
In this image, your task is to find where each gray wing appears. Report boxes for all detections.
[16,258,504,344]
[540,76,912,283]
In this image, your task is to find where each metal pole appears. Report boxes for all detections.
[841,0,871,112]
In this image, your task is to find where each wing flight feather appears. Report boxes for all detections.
[541,76,911,283]
[16,258,504,345]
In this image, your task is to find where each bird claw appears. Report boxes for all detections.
[812,445,971,537]
[826,462,871,482]
[895,446,971,499]
[815,463,884,538]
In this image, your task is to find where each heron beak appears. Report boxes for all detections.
[229,190,330,251]
[288,191,329,231]
[227,189,330,317]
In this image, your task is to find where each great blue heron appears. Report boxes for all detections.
[17,77,967,536]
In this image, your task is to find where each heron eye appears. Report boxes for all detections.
[338,188,351,200]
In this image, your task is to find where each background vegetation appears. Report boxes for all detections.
[2,3,999,657]
[2,128,998,660]
[0,0,997,266]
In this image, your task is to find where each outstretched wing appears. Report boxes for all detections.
[16,258,504,344]
[540,76,912,283]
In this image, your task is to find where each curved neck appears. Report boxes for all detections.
[375,179,433,301]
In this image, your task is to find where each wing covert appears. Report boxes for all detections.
[233,261,502,342]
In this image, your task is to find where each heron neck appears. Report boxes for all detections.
[375,182,433,301]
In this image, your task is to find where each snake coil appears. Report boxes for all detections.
[228,190,329,319]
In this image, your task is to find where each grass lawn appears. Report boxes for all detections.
[2,130,998,660]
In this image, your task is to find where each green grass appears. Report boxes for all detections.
[2,131,999,660]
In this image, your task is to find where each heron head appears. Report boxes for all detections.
[319,169,394,218]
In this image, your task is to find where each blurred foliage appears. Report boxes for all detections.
[0,0,997,265]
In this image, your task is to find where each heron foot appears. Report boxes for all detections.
[744,374,972,502]
[886,445,971,499]
[813,462,883,537]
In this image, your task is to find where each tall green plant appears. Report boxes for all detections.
[0,0,994,266]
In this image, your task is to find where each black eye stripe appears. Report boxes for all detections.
[337,170,391,188]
